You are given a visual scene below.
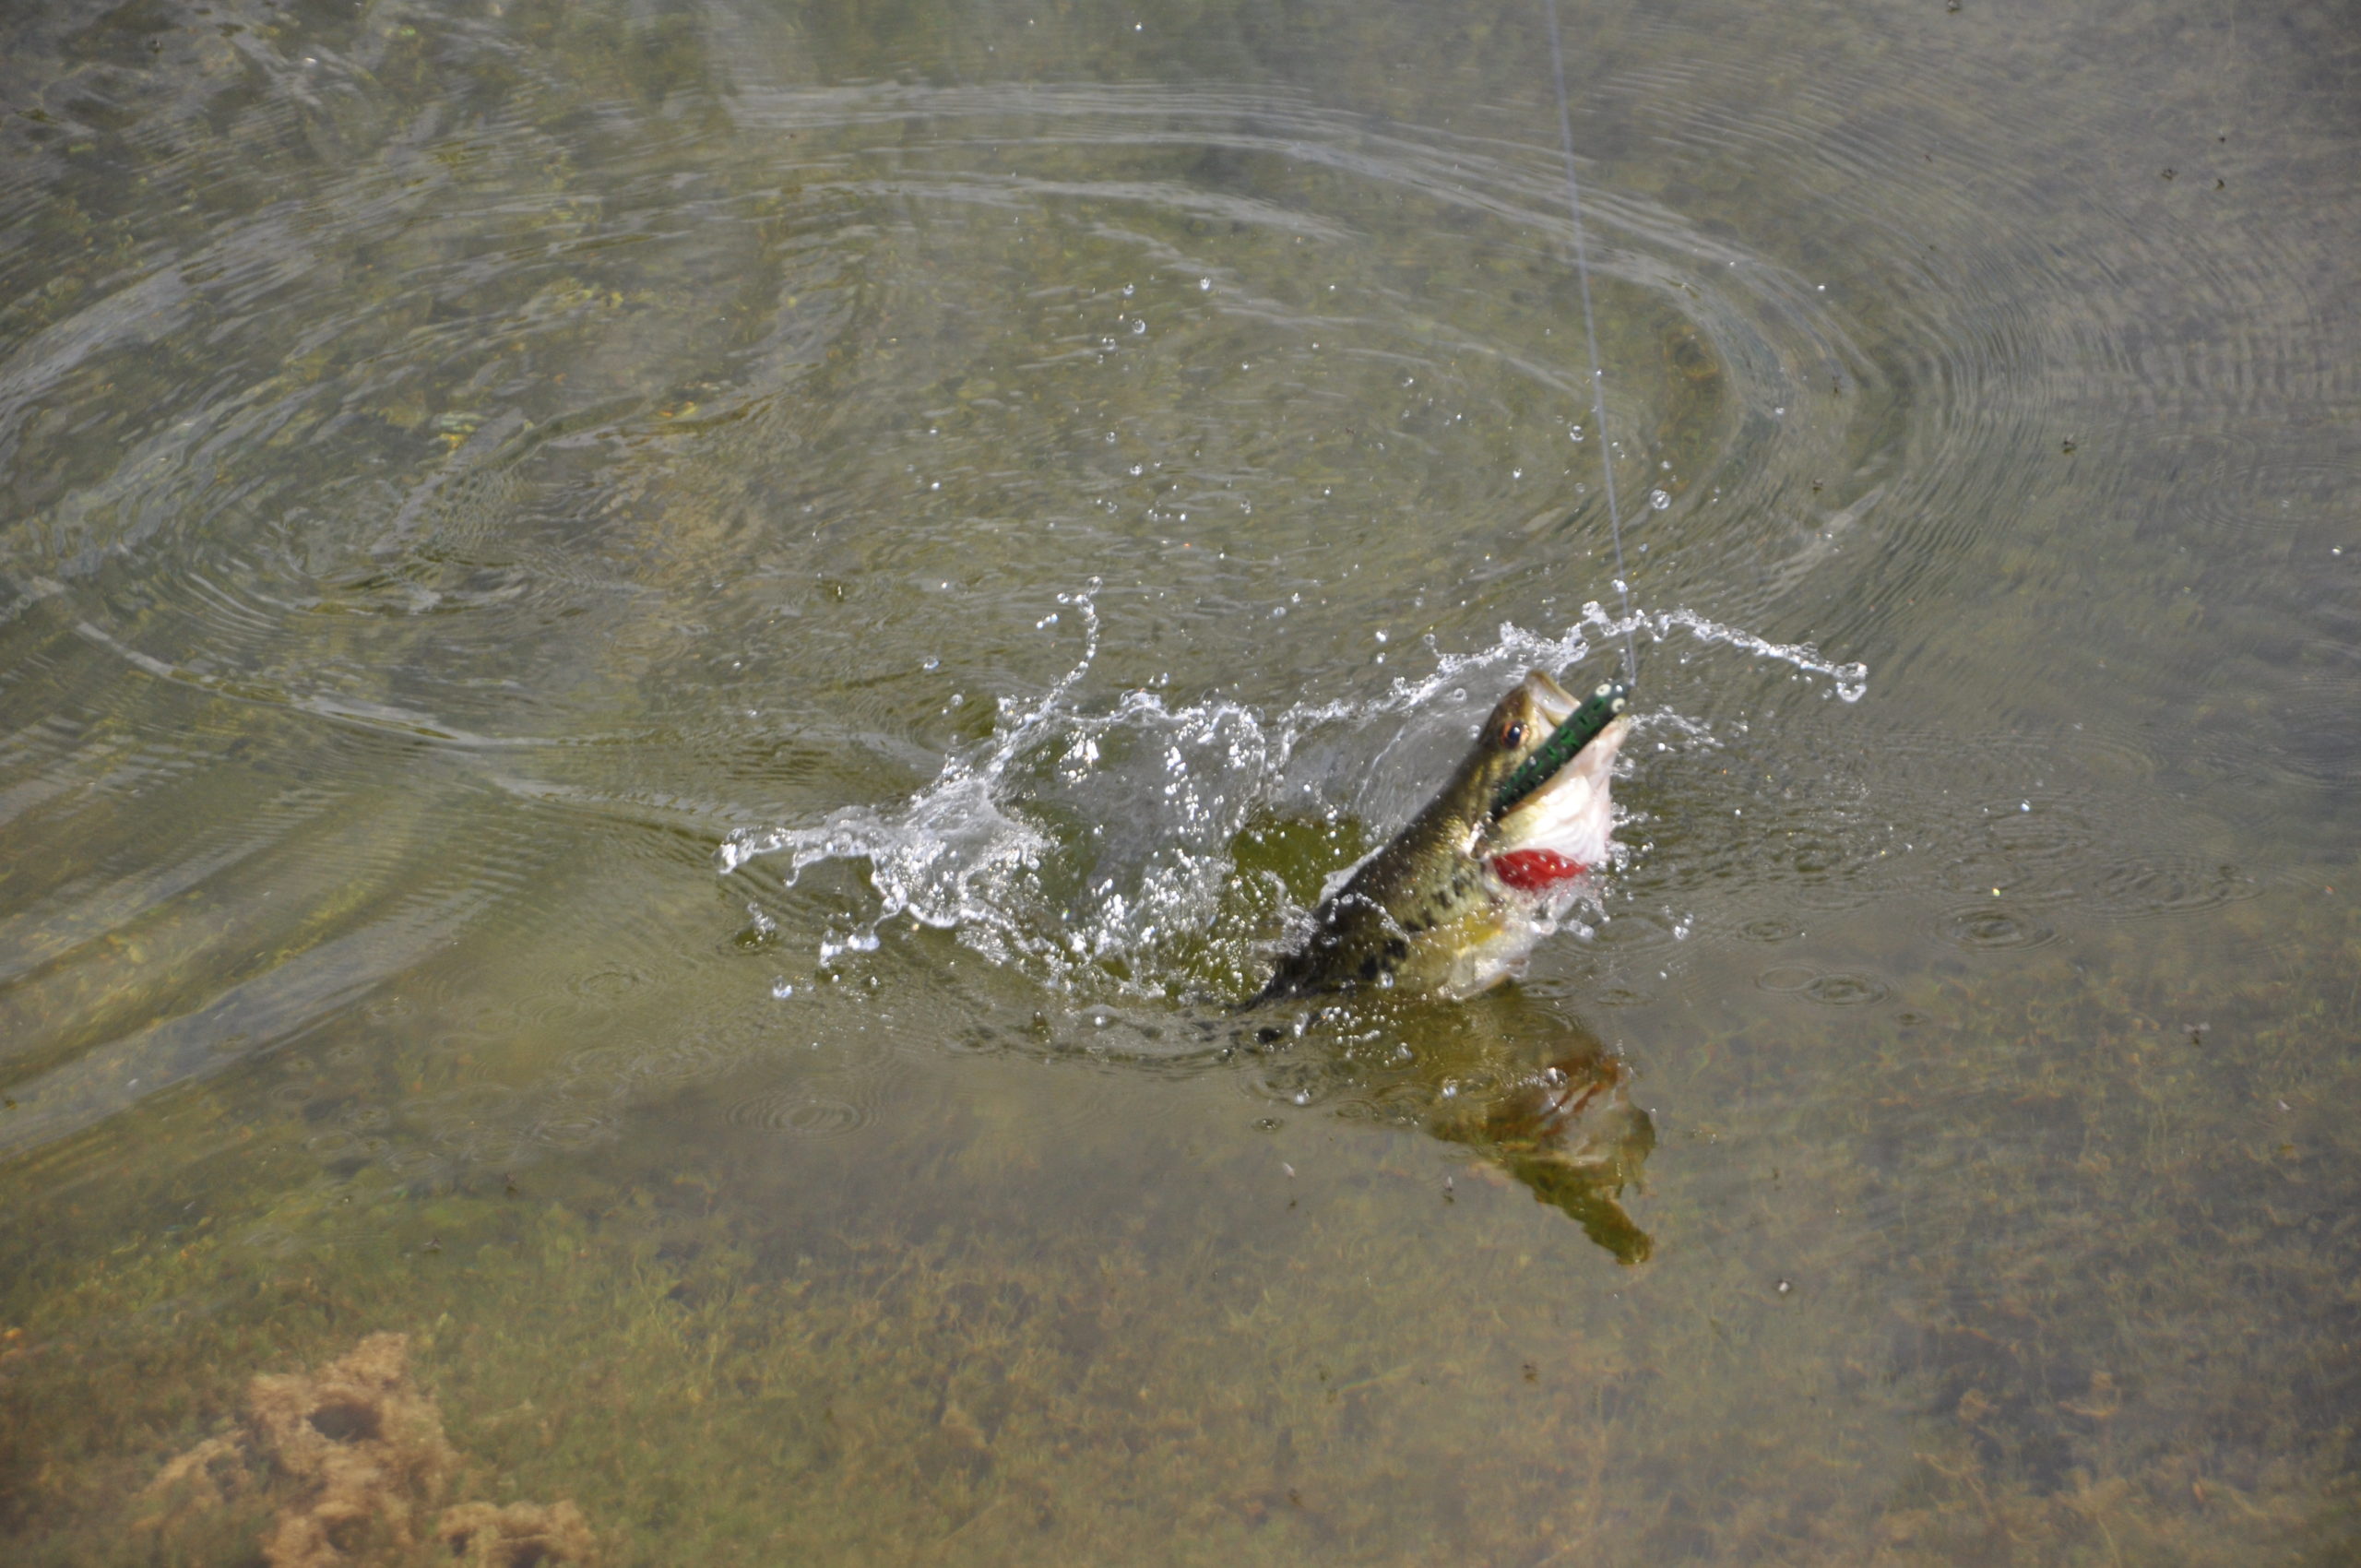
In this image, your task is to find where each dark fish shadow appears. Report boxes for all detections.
[951,964,1655,1263]
[1236,987,1655,1265]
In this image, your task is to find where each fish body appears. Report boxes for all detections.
[1257,671,1630,1002]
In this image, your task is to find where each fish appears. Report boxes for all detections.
[1255,670,1631,1002]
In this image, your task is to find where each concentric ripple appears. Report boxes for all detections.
[0,0,2350,1170]
[725,1087,871,1138]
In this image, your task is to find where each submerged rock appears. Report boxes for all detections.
[140,1333,598,1567]
[437,1500,600,1568]
[245,1332,457,1567]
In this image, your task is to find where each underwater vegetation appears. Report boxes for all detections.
[0,884,2355,1565]
[136,1332,596,1567]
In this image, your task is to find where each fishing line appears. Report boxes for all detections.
[1542,0,1639,688]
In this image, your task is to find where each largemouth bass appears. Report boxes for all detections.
[1257,671,1631,1002]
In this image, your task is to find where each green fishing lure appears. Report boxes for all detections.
[1489,677,1631,817]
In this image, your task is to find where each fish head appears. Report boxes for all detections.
[1401,671,1571,846]
[1477,671,1630,894]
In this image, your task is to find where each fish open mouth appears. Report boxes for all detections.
[1488,673,1630,894]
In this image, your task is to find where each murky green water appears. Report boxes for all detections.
[3,0,2355,1562]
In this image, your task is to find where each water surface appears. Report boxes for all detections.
[3,1,2356,1562]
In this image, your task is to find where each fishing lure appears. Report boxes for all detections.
[1490,676,1631,818]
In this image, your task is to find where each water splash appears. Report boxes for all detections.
[718,595,1867,995]
[1632,605,1871,703]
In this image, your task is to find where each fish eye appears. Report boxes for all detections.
[1501,721,1525,749]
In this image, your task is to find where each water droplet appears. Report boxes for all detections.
[1649,489,1671,510]
[1199,277,1212,291]
[1132,319,1146,335]
[771,980,795,1000]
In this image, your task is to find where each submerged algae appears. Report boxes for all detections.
[137,1332,596,1568]
[2,885,2356,1567]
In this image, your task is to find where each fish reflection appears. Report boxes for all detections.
[963,986,1655,1263]
[1237,986,1655,1265]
